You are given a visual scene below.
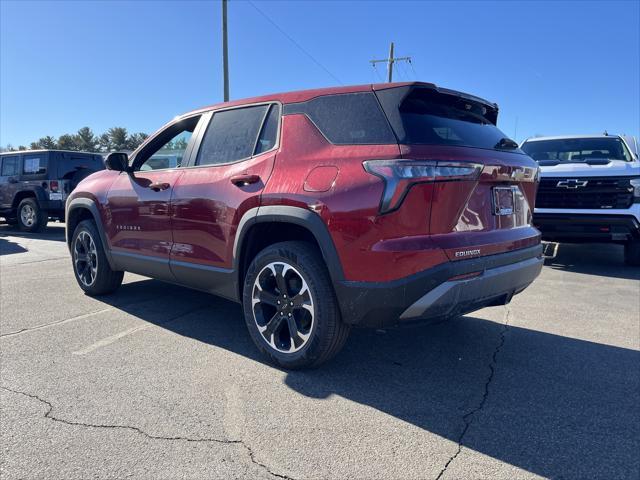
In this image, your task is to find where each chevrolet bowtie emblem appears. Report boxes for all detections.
[556,179,588,189]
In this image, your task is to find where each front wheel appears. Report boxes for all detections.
[71,220,124,295]
[625,240,640,266]
[242,241,350,369]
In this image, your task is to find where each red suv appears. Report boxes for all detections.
[66,82,542,368]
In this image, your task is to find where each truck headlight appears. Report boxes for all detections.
[631,178,640,198]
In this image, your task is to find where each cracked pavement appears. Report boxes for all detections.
[1,223,639,479]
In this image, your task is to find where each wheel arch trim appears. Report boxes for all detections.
[66,197,116,270]
[233,205,345,294]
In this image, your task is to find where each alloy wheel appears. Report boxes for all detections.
[74,231,98,287]
[251,262,315,353]
[20,204,36,227]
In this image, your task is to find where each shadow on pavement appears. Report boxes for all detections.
[0,236,28,256]
[0,222,66,243]
[546,242,639,280]
[94,277,639,480]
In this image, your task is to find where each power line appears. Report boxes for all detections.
[372,63,385,82]
[408,59,419,80]
[370,42,411,82]
[247,0,343,85]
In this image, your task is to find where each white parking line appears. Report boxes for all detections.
[72,324,148,355]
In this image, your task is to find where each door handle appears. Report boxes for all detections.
[148,182,170,192]
[230,174,261,186]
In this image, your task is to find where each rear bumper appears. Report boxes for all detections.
[533,213,640,243]
[334,244,543,328]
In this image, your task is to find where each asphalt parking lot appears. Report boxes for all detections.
[1,222,638,480]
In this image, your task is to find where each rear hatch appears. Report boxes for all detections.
[374,84,540,260]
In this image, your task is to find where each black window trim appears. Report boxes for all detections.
[282,91,397,146]
[190,100,283,169]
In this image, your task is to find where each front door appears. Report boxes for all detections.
[170,103,281,298]
[105,115,203,280]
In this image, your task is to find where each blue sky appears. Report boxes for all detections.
[1,0,638,147]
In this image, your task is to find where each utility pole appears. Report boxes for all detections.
[370,42,411,83]
[222,0,229,101]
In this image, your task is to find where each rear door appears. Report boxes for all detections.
[0,155,21,210]
[170,103,280,297]
[105,115,204,280]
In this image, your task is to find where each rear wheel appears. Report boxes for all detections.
[625,240,640,266]
[17,198,48,232]
[242,241,350,369]
[71,219,123,295]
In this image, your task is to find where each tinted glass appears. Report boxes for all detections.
[521,138,632,162]
[198,105,269,165]
[135,116,200,171]
[141,130,193,171]
[1,156,19,176]
[255,104,280,154]
[379,87,514,151]
[23,155,46,174]
[284,92,396,145]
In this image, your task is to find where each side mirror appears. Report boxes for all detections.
[104,152,129,172]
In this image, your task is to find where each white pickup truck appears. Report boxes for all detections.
[521,134,640,265]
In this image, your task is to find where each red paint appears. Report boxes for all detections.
[304,166,339,192]
[68,81,541,286]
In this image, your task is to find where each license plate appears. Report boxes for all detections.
[493,187,514,215]
[49,192,63,201]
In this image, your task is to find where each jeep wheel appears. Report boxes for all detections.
[242,241,350,369]
[17,198,48,232]
[71,219,124,295]
[625,240,640,266]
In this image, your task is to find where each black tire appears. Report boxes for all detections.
[17,198,48,232]
[242,241,350,369]
[71,219,124,295]
[625,240,640,266]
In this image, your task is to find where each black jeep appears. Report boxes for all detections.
[0,150,104,231]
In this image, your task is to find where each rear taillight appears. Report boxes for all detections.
[49,180,59,192]
[363,159,482,213]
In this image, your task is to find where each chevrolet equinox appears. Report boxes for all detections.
[66,82,543,368]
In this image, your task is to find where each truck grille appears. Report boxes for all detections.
[536,177,635,209]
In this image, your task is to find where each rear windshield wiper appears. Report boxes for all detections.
[494,137,519,150]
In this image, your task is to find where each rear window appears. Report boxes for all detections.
[283,92,396,145]
[23,154,46,174]
[197,105,269,165]
[521,137,633,162]
[57,154,104,178]
[376,86,517,152]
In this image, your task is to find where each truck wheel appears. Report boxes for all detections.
[71,219,124,295]
[242,241,350,369]
[624,240,640,266]
[17,198,48,232]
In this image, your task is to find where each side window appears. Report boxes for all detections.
[1,156,20,176]
[134,116,200,171]
[283,92,396,145]
[197,105,269,166]
[254,104,280,155]
[23,155,46,174]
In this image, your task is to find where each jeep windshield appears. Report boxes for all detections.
[521,137,633,164]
